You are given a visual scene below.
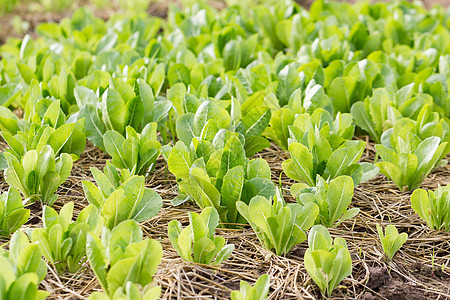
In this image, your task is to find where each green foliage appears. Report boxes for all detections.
[167,136,276,225]
[168,207,234,265]
[283,138,377,187]
[293,175,359,228]
[86,220,162,298]
[230,274,270,300]
[375,136,448,191]
[82,164,162,229]
[89,283,160,300]
[0,99,86,163]
[411,185,450,230]
[0,188,29,237]
[289,108,355,151]
[351,89,394,144]
[76,79,171,150]
[0,232,48,300]
[104,123,161,176]
[381,104,450,151]
[30,202,102,273]
[175,98,271,157]
[304,225,352,298]
[236,188,318,256]
[376,224,408,260]
[4,145,73,205]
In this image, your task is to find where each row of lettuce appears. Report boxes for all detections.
[1,0,450,298]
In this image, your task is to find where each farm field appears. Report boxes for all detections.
[0,0,450,299]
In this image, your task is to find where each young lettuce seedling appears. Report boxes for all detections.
[82,164,162,229]
[86,220,162,299]
[167,134,276,225]
[176,98,271,157]
[168,207,234,265]
[288,108,355,151]
[103,123,161,176]
[0,232,48,300]
[0,98,86,165]
[283,137,377,187]
[293,175,359,228]
[230,274,270,300]
[304,225,352,298]
[76,79,171,150]
[411,185,450,230]
[4,145,73,205]
[236,188,318,256]
[376,224,408,260]
[30,202,102,273]
[375,135,448,191]
[0,188,30,237]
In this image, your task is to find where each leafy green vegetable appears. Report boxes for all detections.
[230,274,270,300]
[283,138,377,187]
[4,145,73,205]
[381,104,450,152]
[82,164,162,229]
[0,99,86,164]
[411,185,450,230]
[304,225,352,297]
[103,123,161,176]
[293,175,359,228]
[376,224,408,260]
[89,283,160,300]
[375,136,448,191]
[167,137,276,225]
[0,188,29,237]
[168,207,234,265]
[350,88,399,144]
[76,79,171,150]
[0,232,48,300]
[30,202,101,273]
[236,188,318,256]
[288,108,355,151]
[175,98,271,157]
[86,220,162,297]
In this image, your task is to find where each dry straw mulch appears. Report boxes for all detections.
[1,139,450,300]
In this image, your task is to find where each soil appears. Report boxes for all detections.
[1,1,450,299]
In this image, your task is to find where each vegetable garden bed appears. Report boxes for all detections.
[1,0,450,299]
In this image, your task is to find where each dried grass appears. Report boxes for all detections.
[1,138,448,299]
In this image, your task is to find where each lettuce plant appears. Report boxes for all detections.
[0,99,86,164]
[411,185,450,230]
[304,225,352,297]
[0,188,30,237]
[76,79,171,150]
[4,145,73,205]
[351,88,399,144]
[381,104,450,152]
[0,232,48,300]
[176,98,271,157]
[265,84,333,151]
[230,274,270,300]
[293,175,359,228]
[82,165,162,229]
[86,220,162,298]
[30,202,102,273]
[103,123,161,176]
[288,108,355,151]
[167,136,276,224]
[376,224,408,260]
[375,136,448,191]
[168,207,234,265]
[89,282,160,300]
[283,138,377,187]
[236,188,318,256]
